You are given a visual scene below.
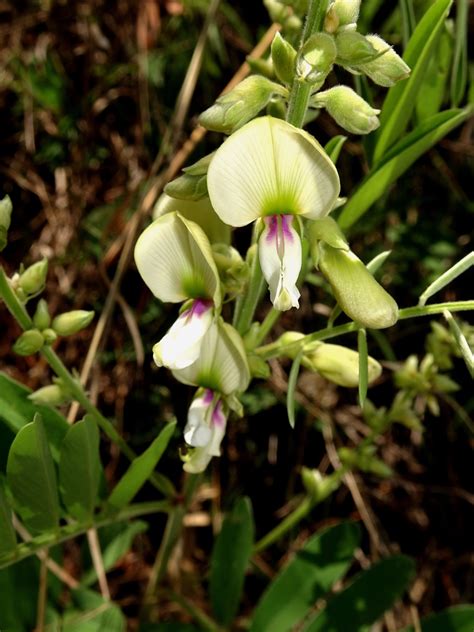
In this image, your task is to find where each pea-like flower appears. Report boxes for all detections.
[134,212,221,369]
[207,116,340,311]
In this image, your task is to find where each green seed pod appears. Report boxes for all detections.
[318,243,399,329]
[271,32,297,85]
[33,298,51,330]
[313,86,380,135]
[199,76,286,135]
[52,310,94,336]
[0,195,12,252]
[28,384,70,406]
[19,259,48,295]
[13,329,44,356]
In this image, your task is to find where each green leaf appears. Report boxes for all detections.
[108,422,176,509]
[210,497,254,626]
[303,555,415,631]
[324,135,347,164]
[287,349,303,429]
[358,329,368,408]
[0,372,68,460]
[373,0,453,164]
[450,0,468,106]
[419,252,473,306]
[415,26,453,120]
[0,481,16,555]
[401,605,474,632]
[338,107,471,230]
[443,311,474,378]
[250,522,360,632]
[82,520,148,586]
[59,416,101,521]
[6,414,60,533]
[0,557,40,630]
[63,587,126,632]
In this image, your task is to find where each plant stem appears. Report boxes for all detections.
[253,495,315,553]
[253,307,281,347]
[255,300,474,360]
[235,245,265,335]
[0,266,175,498]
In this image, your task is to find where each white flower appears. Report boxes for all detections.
[207,116,340,310]
[182,389,227,473]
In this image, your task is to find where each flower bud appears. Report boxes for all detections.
[297,33,337,85]
[13,329,44,356]
[339,446,392,478]
[318,243,398,329]
[212,243,248,297]
[308,216,349,258]
[199,76,286,135]
[52,310,94,336]
[33,299,51,330]
[335,31,378,65]
[248,354,271,379]
[19,259,48,295]
[355,35,410,87]
[42,328,58,344]
[328,0,361,29]
[301,467,341,501]
[313,86,380,135]
[246,56,275,80]
[277,331,305,359]
[303,342,382,387]
[271,32,297,85]
[0,195,12,252]
[28,384,70,406]
[164,153,214,202]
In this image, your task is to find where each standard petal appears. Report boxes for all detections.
[134,212,221,306]
[172,319,250,394]
[153,193,231,245]
[153,302,213,370]
[207,116,340,227]
[258,215,302,311]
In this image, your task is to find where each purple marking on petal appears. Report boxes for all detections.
[203,389,214,405]
[265,216,278,243]
[211,400,225,427]
[190,298,213,317]
[281,215,294,242]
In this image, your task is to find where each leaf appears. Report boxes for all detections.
[0,481,16,555]
[324,135,347,164]
[210,497,254,626]
[358,329,368,408]
[450,0,468,106]
[338,107,471,230]
[6,414,60,533]
[401,605,474,632]
[415,26,453,120]
[373,0,453,164]
[0,557,40,630]
[303,555,415,631]
[366,250,392,275]
[419,252,473,306]
[82,520,148,586]
[63,587,126,632]
[287,349,303,429]
[108,422,176,510]
[250,522,361,632]
[59,416,101,521]
[0,372,68,460]
[443,311,474,378]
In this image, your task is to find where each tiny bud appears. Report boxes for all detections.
[28,384,70,406]
[297,33,337,85]
[301,467,341,501]
[271,32,297,85]
[52,310,94,336]
[199,76,286,135]
[356,35,410,87]
[278,331,306,359]
[303,342,382,387]
[330,0,361,28]
[318,243,399,329]
[42,328,58,344]
[13,329,44,356]
[336,31,378,65]
[33,298,51,330]
[314,86,380,135]
[0,195,13,252]
[164,152,215,201]
[19,259,48,296]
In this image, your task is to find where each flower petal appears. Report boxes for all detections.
[207,116,340,227]
[153,193,231,245]
[258,215,302,310]
[153,301,213,370]
[172,319,250,394]
[134,212,221,306]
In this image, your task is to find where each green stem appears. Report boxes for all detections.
[0,266,175,499]
[167,590,221,632]
[255,300,474,360]
[253,495,315,553]
[253,307,281,347]
[0,500,170,571]
[235,246,265,335]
